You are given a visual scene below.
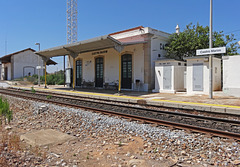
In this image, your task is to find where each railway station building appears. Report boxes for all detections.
[0,48,57,80]
[37,26,170,92]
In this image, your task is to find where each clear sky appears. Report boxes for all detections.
[0,0,239,73]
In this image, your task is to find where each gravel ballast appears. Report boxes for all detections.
[1,95,239,167]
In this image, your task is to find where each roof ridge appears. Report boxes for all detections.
[0,48,36,59]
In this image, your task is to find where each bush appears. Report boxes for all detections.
[0,97,13,124]
[31,87,36,93]
[14,70,65,85]
[45,70,64,85]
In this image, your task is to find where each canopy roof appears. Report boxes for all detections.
[36,35,146,59]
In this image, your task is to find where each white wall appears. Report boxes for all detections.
[13,50,44,79]
[223,55,240,97]
[150,35,168,91]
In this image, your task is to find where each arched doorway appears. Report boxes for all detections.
[76,60,82,86]
[121,54,132,89]
[95,57,104,87]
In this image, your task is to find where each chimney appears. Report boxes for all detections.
[176,24,180,35]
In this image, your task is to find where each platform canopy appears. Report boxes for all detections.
[36,35,146,59]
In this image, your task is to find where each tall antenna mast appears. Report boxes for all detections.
[67,0,78,44]
[65,0,77,87]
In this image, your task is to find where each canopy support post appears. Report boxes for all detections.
[113,43,124,95]
[44,61,47,89]
[73,57,76,90]
[118,53,121,94]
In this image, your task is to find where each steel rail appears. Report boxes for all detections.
[0,88,240,140]
[5,88,240,124]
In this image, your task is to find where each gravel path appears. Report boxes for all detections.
[1,95,239,166]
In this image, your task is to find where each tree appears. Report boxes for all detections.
[165,23,240,60]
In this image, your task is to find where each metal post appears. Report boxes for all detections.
[118,53,121,93]
[35,43,41,87]
[73,58,76,90]
[64,55,66,87]
[44,61,47,89]
[209,0,213,99]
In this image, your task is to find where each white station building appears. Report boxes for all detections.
[0,48,56,80]
[37,26,170,92]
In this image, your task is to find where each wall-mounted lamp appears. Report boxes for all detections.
[85,60,92,66]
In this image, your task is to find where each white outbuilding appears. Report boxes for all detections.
[184,56,221,95]
[0,48,57,80]
[154,59,186,93]
[222,55,240,97]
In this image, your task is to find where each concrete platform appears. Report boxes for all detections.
[20,129,76,147]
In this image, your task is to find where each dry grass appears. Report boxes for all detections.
[0,125,21,167]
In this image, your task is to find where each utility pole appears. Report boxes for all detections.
[35,43,41,87]
[209,0,213,99]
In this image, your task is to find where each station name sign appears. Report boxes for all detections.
[92,50,108,55]
[196,47,226,56]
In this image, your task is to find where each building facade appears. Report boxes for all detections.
[37,26,170,92]
[0,48,56,80]
[70,27,169,91]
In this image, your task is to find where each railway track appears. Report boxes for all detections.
[0,87,240,140]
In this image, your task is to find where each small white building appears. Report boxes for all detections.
[154,59,186,93]
[36,26,170,92]
[184,56,221,95]
[0,48,56,80]
[222,55,240,97]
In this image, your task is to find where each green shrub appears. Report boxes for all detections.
[46,95,52,99]
[31,87,36,93]
[0,97,13,124]
[15,70,65,85]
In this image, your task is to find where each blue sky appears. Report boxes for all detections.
[0,0,239,72]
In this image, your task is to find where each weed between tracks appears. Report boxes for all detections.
[0,97,46,166]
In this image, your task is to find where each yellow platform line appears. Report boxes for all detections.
[152,99,240,109]
[12,86,143,100]
[11,86,240,109]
